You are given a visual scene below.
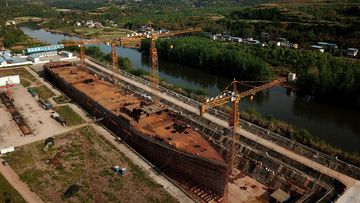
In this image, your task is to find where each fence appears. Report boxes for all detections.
[86,57,360,180]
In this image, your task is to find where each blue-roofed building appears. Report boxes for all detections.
[26,44,65,55]
[7,57,28,64]
[28,54,41,63]
[0,56,7,66]
[26,44,64,58]
[1,52,12,59]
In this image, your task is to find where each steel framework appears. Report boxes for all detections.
[199,77,287,170]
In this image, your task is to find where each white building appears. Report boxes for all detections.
[347,48,358,57]
[28,55,40,63]
[231,37,242,43]
[310,45,325,53]
[62,51,73,58]
[287,73,297,82]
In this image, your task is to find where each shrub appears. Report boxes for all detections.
[63,184,80,199]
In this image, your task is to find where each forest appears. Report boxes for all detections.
[141,37,360,105]
[141,37,272,81]
[215,5,360,48]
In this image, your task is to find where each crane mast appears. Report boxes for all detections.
[63,38,120,75]
[121,26,202,104]
[149,36,160,103]
[199,77,287,170]
[229,80,240,169]
[64,26,202,104]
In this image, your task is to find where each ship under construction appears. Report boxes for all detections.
[44,61,229,199]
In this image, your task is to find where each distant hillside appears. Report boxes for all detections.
[3,0,278,10]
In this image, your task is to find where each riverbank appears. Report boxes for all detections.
[84,50,360,166]
[142,37,360,107]
[19,24,360,155]
[38,20,134,39]
[0,25,45,52]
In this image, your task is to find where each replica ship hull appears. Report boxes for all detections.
[44,62,228,197]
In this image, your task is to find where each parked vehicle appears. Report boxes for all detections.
[50,111,66,126]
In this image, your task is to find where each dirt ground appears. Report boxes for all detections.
[0,85,73,149]
[0,68,37,87]
[3,126,177,203]
[228,169,270,203]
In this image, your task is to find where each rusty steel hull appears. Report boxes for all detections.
[45,63,228,197]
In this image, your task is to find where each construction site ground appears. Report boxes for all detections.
[0,61,277,203]
[84,58,360,201]
[0,68,37,87]
[0,85,74,149]
[3,126,177,203]
[0,65,194,202]
[228,169,269,203]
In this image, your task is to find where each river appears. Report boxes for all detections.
[19,24,360,153]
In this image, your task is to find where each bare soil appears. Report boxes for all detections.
[4,126,177,203]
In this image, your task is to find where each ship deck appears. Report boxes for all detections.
[48,64,224,162]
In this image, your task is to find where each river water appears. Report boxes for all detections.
[19,25,360,153]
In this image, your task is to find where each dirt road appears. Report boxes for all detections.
[0,159,44,203]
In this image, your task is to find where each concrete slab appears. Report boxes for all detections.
[336,181,360,203]
[0,85,79,149]
[0,102,23,146]
[228,170,268,203]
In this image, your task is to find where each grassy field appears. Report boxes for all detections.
[53,95,71,104]
[54,105,84,126]
[0,173,26,203]
[0,68,37,87]
[13,16,43,24]
[34,85,55,100]
[3,126,177,203]
[44,25,133,39]
[73,27,131,39]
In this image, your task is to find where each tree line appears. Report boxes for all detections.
[141,36,360,106]
[247,44,360,105]
[141,37,272,81]
[64,45,132,70]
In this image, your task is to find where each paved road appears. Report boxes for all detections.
[85,59,358,190]
[0,159,44,203]
[336,181,360,203]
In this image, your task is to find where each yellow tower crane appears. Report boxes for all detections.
[120,26,202,103]
[63,38,121,80]
[199,77,287,170]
